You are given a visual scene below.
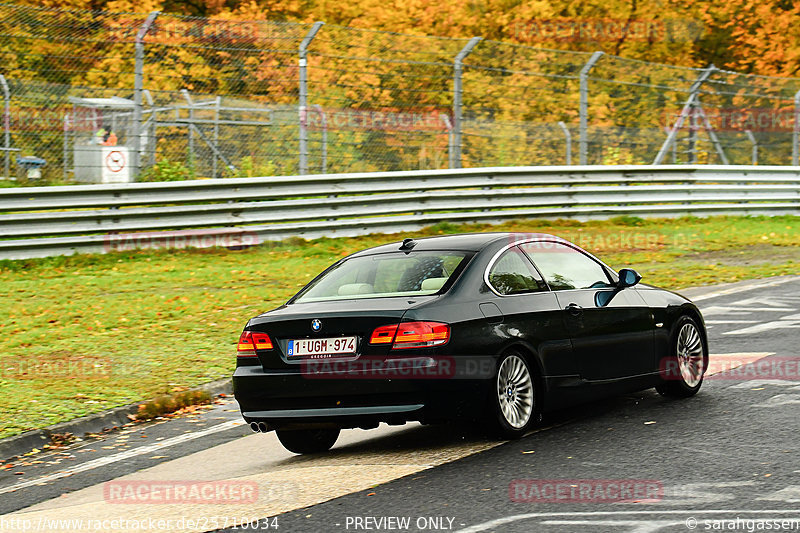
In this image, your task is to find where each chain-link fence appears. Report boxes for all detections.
[2,2,800,185]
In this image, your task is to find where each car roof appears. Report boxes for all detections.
[350,232,564,256]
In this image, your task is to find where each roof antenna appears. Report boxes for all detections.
[399,238,416,252]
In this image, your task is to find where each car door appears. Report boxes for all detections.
[484,246,574,378]
[520,241,655,381]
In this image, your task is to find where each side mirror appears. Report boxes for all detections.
[617,268,642,288]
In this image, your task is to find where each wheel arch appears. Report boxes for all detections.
[673,304,710,358]
[499,341,547,413]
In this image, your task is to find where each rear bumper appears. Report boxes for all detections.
[233,362,488,430]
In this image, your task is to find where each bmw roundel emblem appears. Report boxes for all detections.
[311,319,322,332]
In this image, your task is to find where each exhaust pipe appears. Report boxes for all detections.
[258,422,268,433]
[250,422,260,432]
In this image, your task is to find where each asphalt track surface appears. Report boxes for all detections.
[1,276,799,533]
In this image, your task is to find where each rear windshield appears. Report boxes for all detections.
[293,251,469,302]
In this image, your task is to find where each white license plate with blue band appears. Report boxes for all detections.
[287,336,357,357]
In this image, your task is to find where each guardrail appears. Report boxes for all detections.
[1,165,799,260]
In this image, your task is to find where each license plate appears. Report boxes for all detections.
[287,336,357,358]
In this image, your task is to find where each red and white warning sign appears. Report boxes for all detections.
[105,150,126,173]
[101,147,130,183]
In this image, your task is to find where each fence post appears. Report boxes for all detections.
[62,114,69,180]
[0,74,9,180]
[451,37,482,169]
[143,89,156,167]
[298,22,324,176]
[313,104,328,174]
[440,114,454,167]
[689,66,715,164]
[653,64,715,165]
[578,51,604,165]
[744,130,757,165]
[133,11,160,182]
[693,102,729,164]
[213,96,220,178]
[557,121,572,165]
[181,89,195,172]
[793,90,800,166]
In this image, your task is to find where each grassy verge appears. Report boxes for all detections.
[0,215,798,439]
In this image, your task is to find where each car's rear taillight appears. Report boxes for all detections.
[369,322,449,350]
[369,324,398,344]
[237,331,273,357]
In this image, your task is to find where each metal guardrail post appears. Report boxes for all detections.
[133,11,160,182]
[298,22,324,176]
[654,65,716,165]
[557,121,572,165]
[0,74,10,180]
[793,90,800,166]
[578,51,604,165]
[451,37,482,169]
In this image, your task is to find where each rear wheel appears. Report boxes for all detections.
[488,351,539,439]
[656,316,706,398]
[275,428,340,454]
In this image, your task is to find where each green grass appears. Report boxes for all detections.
[0,215,798,440]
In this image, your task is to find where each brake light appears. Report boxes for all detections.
[369,322,450,350]
[237,331,273,357]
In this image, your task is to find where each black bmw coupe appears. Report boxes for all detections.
[234,233,707,454]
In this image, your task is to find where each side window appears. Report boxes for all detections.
[488,247,546,295]
[520,242,612,291]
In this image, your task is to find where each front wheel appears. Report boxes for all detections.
[656,316,707,398]
[275,428,340,454]
[487,351,539,439]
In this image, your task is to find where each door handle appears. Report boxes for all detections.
[566,303,583,316]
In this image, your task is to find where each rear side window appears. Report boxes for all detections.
[487,247,546,295]
[294,251,468,302]
[520,242,613,291]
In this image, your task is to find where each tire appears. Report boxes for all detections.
[487,351,540,439]
[656,315,707,398]
[275,428,340,454]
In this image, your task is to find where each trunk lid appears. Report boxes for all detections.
[247,296,438,369]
